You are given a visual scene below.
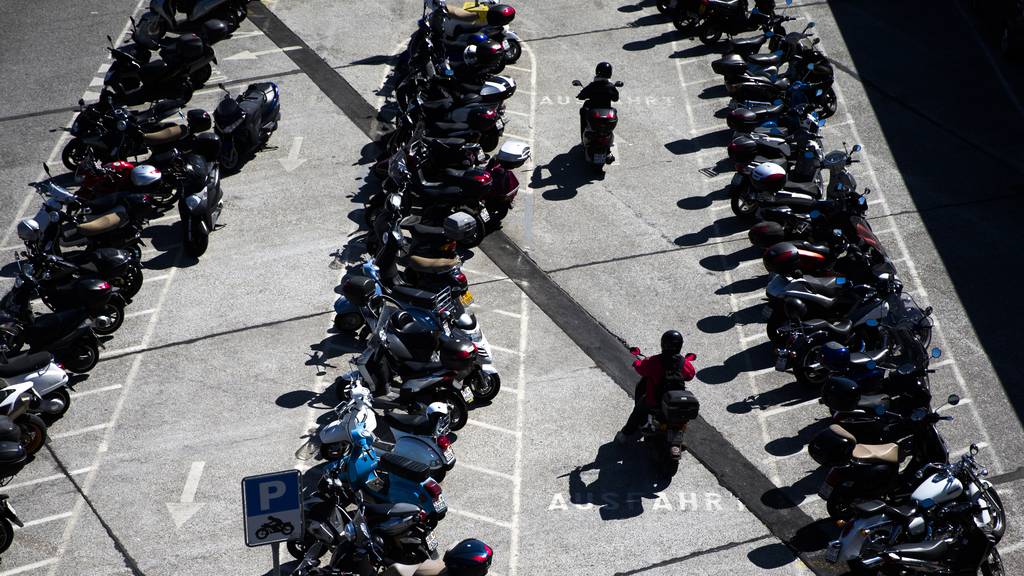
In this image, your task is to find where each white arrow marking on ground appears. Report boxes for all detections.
[166,461,205,528]
[279,136,307,172]
[222,46,302,61]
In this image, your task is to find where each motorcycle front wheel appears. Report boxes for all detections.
[61,139,92,172]
[184,218,210,257]
[58,340,99,374]
[699,25,723,45]
[440,390,469,431]
[137,11,168,40]
[220,143,242,173]
[190,64,213,88]
[504,38,522,65]
[470,371,501,403]
[41,388,72,425]
[18,414,47,456]
[0,518,12,555]
[93,301,125,336]
[729,183,758,221]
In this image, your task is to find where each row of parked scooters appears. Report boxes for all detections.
[0,0,277,555]
[682,2,1008,573]
[283,1,528,574]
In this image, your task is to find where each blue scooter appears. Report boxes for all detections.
[326,424,447,526]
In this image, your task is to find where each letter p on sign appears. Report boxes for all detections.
[259,481,286,510]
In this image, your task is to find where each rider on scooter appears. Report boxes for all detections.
[576,62,620,137]
[615,330,696,457]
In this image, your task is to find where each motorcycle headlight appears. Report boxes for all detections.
[184,193,203,211]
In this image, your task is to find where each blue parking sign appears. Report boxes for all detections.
[241,470,303,547]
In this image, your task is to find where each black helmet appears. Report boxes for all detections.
[660,330,683,355]
[783,297,807,320]
[186,109,211,133]
[201,19,230,44]
[821,376,860,412]
[595,62,613,79]
[444,539,493,576]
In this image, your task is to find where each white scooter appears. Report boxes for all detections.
[0,352,72,419]
[297,376,457,481]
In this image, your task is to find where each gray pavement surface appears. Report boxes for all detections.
[0,0,1021,575]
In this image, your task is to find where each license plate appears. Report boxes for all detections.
[593,153,607,164]
[495,118,504,130]
[460,291,474,306]
[461,386,474,403]
[775,357,788,371]
[426,533,439,552]
[818,483,834,500]
[825,543,840,563]
[443,446,455,463]
[479,208,491,222]
[761,305,773,319]
[434,494,447,512]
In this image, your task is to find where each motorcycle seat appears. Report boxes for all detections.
[708,0,740,7]
[427,121,470,133]
[829,424,856,442]
[447,5,481,22]
[77,209,127,236]
[851,442,898,463]
[391,285,442,311]
[363,501,422,521]
[139,59,170,82]
[417,186,464,202]
[379,450,432,482]
[794,241,830,255]
[856,394,890,412]
[802,318,851,336]
[143,124,188,146]
[850,347,887,365]
[729,35,768,51]
[383,411,435,435]
[802,276,838,296]
[748,53,783,67]
[28,309,90,342]
[403,255,460,272]
[0,351,53,377]
[784,180,821,196]
[887,538,952,561]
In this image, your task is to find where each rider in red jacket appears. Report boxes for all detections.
[616,330,696,453]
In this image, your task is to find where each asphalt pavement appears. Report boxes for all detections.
[0,0,1021,575]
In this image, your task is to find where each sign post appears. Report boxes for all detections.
[242,470,303,575]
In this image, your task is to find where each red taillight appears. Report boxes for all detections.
[423,478,443,499]
[482,109,497,119]
[735,163,745,172]
[456,344,477,360]
[142,194,152,203]
[437,434,452,451]
[98,281,111,290]
[473,173,492,185]
[418,510,428,524]
[500,6,515,18]
[454,272,467,285]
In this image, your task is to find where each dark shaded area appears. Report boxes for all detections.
[727,380,816,415]
[764,418,829,458]
[696,340,774,384]
[665,127,732,155]
[534,146,605,200]
[748,542,799,569]
[563,440,677,520]
[618,0,657,14]
[828,0,1024,426]
[674,213,744,245]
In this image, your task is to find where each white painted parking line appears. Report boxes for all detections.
[447,508,512,530]
[489,344,521,356]
[505,109,529,117]
[0,558,58,576]
[797,494,821,507]
[489,309,522,319]
[147,273,171,282]
[51,422,112,440]
[101,344,145,360]
[462,267,510,281]
[17,512,73,529]
[760,397,820,419]
[458,462,516,482]
[740,331,768,344]
[125,307,158,319]
[465,418,520,437]
[929,358,954,370]
[748,366,780,377]
[738,292,767,303]
[504,64,531,73]
[96,62,110,74]
[710,203,732,211]
[70,384,123,399]
[6,467,95,490]
[937,398,972,413]
[502,133,531,142]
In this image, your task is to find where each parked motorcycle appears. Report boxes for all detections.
[212,82,280,172]
[0,494,23,555]
[134,0,250,43]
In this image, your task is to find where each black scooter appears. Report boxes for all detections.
[1,263,127,337]
[134,0,250,43]
[571,78,624,173]
[176,134,223,257]
[213,82,280,172]
[0,309,101,374]
[0,494,23,555]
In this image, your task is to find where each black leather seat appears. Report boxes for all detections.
[384,411,435,436]
[379,451,432,482]
[392,285,440,311]
[748,52,782,67]
[0,351,53,377]
[803,276,838,296]
[794,241,830,256]
[708,0,740,7]
[363,501,421,520]
[27,309,89,343]
[856,394,890,412]
[730,35,768,52]
[785,179,821,196]
[802,318,852,336]
[417,185,465,203]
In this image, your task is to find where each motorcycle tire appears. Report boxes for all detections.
[440,390,469,431]
[61,139,91,172]
[825,496,850,519]
[94,301,125,336]
[41,388,72,425]
[470,371,501,403]
[333,312,364,333]
[765,308,786,343]
[287,535,327,561]
[190,64,213,88]
[220,145,242,174]
[58,340,99,374]
[480,130,500,153]
[656,0,672,13]
[818,88,838,120]
[794,344,828,387]
[282,524,294,536]
[184,218,210,257]
[673,13,701,33]
[0,518,12,556]
[256,528,268,540]
[111,263,144,299]
[987,488,1007,544]
[729,183,758,221]
[18,414,47,456]
[981,548,1005,576]
[699,25,723,45]
[504,38,522,65]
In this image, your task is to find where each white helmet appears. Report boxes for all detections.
[16,218,41,242]
[750,162,787,192]
[130,165,162,187]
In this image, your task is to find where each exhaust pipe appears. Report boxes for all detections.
[40,398,66,415]
[95,316,114,329]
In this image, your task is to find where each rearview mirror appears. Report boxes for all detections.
[852,144,862,153]
[807,63,815,70]
[78,98,85,107]
[765,31,774,38]
[948,394,960,406]
[807,22,816,29]
[786,0,793,4]
[931,347,942,358]
[614,81,624,87]
[571,80,582,87]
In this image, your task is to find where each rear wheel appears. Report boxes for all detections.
[220,144,241,173]
[189,64,212,88]
[825,496,850,519]
[441,391,469,431]
[94,301,125,336]
[0,518,12,556]
[18,414,47,456]
[184,218,210,257]
[729,183,757,221]
[504,38,522,65]
[333,312,364,333]
[470,371,501,402]
[699,25,723,45]
[818,87,838,119]
[673,13,701,33]
[794,344,828,387]
[137,11,167,40]
[58,341,99,374]
[41,388,72,425]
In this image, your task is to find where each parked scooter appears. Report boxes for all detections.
[176,136,223,256]
[212,82,280,172]
[134,0,250,43]
[0,494,23,555]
